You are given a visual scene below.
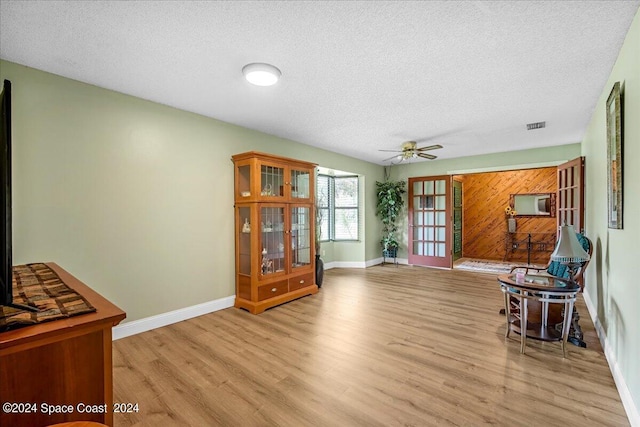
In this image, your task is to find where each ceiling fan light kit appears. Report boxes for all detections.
[380,140,443,163]
[242,63,281,86]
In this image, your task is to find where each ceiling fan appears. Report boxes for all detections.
[380,141,443,162]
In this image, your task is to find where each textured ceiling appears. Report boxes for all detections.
[1,1,638,165]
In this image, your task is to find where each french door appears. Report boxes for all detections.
[408,176,452,268]
[557,157,585,233]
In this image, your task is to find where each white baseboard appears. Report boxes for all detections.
[324,261,367,269]
[324,258,409,270]
[112,295,235,340]
[583,291,639,426]
[367,258,384,267]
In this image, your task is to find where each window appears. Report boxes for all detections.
[316,175,331,241]
[316,174,359,241]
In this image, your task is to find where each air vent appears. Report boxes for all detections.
[527,121,546,130]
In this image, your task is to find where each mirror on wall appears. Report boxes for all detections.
[510,193,556,217]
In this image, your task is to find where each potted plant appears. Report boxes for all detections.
[375,180,406,258]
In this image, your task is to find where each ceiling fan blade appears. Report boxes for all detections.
[416,144,443,152]
[417,153,437,160]
[378,149,403,153]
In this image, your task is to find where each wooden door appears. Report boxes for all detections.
[452,179,463,261]
[557,157,585,233]
[408,176,452,268]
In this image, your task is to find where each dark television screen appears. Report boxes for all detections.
[1,79,12,307]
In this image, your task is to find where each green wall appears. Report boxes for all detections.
[582,8,639,422]
[0,60,383,322]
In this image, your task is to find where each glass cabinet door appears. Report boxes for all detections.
[238,206,252,275]
[290,168,311,200]
[290,206,311,269]
[261,163,285,198]
[237,164,251,199]
[260,206,285,275]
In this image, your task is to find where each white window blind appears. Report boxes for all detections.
[317,174,359,241]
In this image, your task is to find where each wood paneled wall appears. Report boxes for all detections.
[455,167,557,263]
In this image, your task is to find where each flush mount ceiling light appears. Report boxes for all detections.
[242,63,281,86]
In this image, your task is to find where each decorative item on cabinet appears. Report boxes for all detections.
[261,183,273,196]
[232,151,319,314]
[261,248,270,274]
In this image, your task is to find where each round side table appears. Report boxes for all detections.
[498,273,580,357]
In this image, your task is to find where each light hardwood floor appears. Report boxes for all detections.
[113,266,628,426]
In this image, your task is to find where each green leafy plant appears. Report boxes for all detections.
[375,180,406,252]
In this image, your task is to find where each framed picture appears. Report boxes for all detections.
[606,82,623,229]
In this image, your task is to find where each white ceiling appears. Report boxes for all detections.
[1,1,638,165]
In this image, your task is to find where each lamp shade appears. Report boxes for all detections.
[550,224,590,263]
[242,63,281,86]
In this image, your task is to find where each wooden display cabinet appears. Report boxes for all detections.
[232,152,318,314]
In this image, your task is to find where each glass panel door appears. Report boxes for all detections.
[290,206,311,269]
[261,164,285,198]
[557,157,585,233]
[238,206,252,275]
[260,206,285,276]
[408,176,452,268]
[290,168,311,200]
[237,164,251,199]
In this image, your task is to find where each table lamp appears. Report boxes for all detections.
[550,223,590,348]
[550,224,591,284]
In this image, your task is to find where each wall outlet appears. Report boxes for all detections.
[322,250,325,256]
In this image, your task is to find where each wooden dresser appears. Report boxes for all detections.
[0,263,126,427]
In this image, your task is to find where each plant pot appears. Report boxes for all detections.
[383,248,398,258]
[508,218,517,233]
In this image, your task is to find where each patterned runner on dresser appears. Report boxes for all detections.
[0,263,96,331]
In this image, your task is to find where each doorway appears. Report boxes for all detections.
[407,159,584,270]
